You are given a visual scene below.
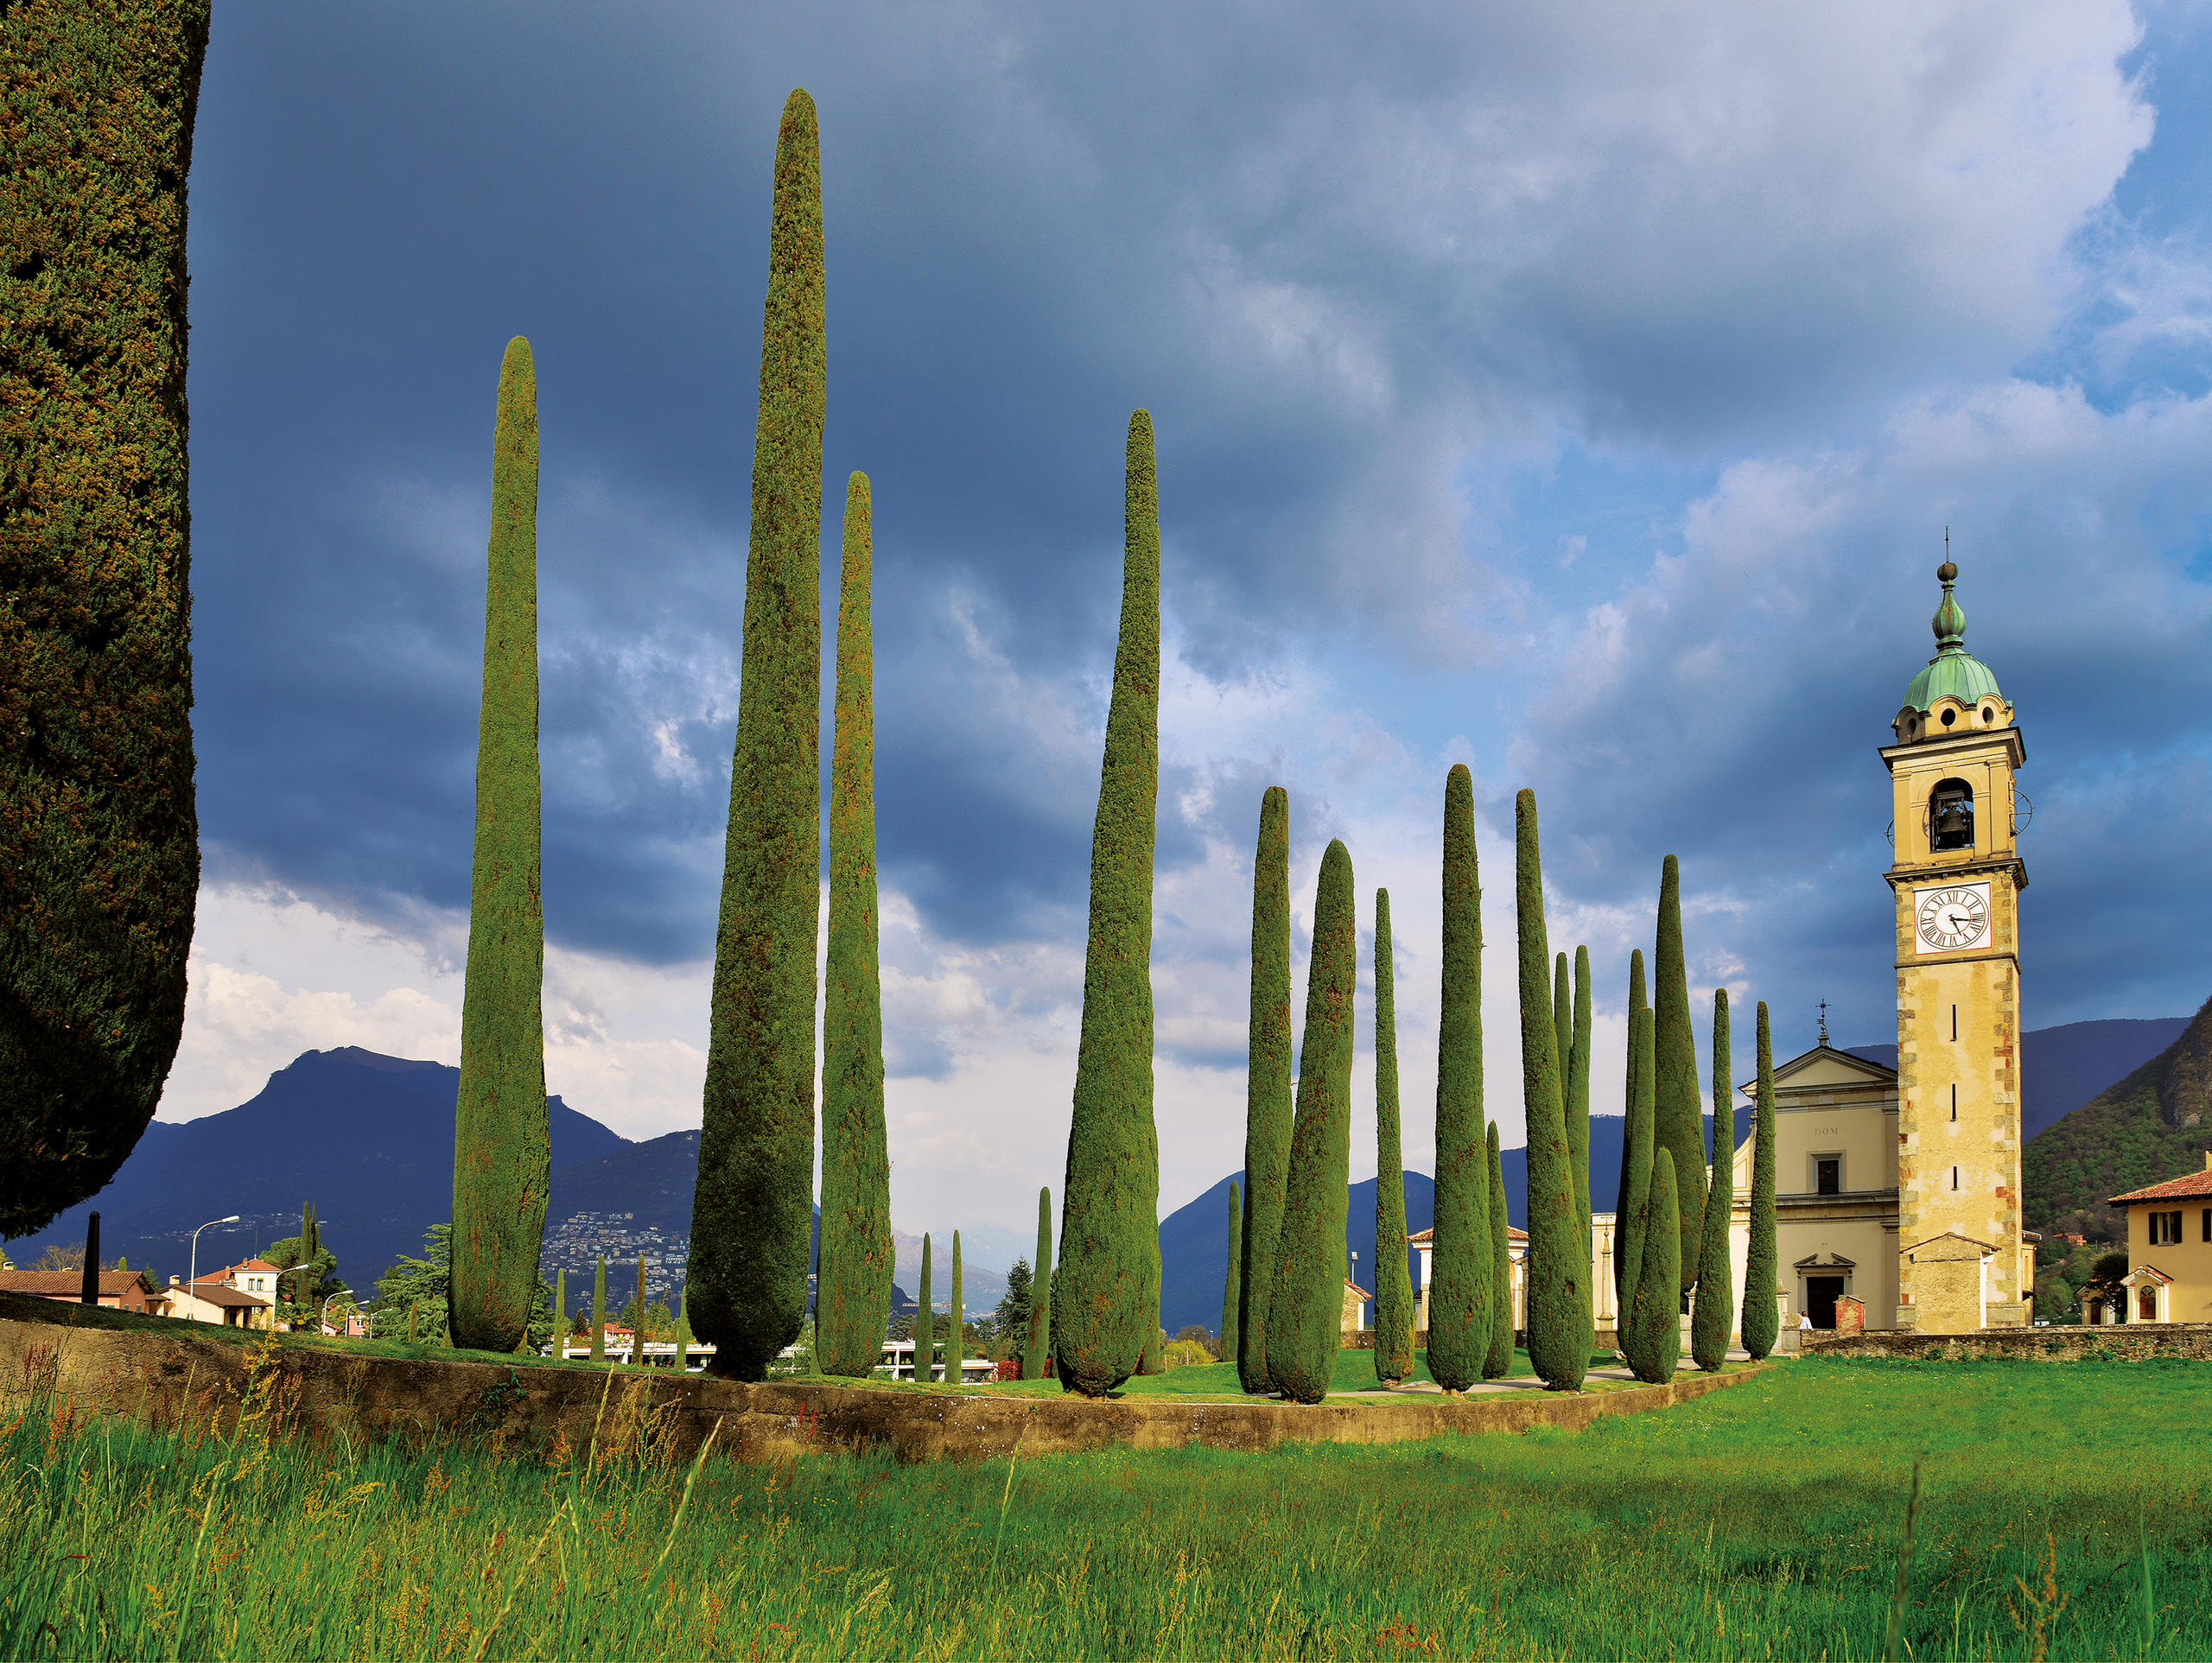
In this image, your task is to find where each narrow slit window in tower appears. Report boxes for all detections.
[1950,1084,1957,1122]
[1950,1165,1960,1191]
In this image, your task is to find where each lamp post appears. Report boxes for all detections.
[187,1215,241,1322]
[320,1287,351,1338]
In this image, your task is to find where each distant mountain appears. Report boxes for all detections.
[6,1048,627,1292]
[1842,1017,2190,1141]
[2025,996,2212,1239]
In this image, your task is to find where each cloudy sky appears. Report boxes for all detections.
[173,1,2212,1243]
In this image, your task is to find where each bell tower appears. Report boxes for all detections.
[1882,558,2031,1331]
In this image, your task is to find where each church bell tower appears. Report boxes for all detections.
[1882,559,2031,1331]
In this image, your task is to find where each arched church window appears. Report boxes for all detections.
[1929,778,1974,851]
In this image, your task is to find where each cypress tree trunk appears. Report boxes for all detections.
[1220,1181,1242,1359]
[1739,1003,1781,1360]
[1568,947,1593,1339]
[692,89,826,1381]
[913,1235,933,1382]
[1626,1149,1681,1383]
[1266,840,1357,1405]
[1024,1187,1052,1381]
[0,0,209,1237]
[1516,792,1585,1391]
[1692,991,1737,1371]
[1372,889,1416,1384]
[590,1257,606,1363]
[1427,764,1490,1392]
[1614,952,1650,1319]
[79,1213,99,1306]
[1484,1122,1512,1380]
[1238,787,1293,1394]
[817,473,893,1379]
[1653,854,1707,1296]
[1056,412,1162,1398]
[947,1232,964,1383]
[450,338,551,1354]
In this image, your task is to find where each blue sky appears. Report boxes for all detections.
[170,1,2212,1241]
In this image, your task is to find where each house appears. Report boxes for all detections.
[2101,1153,2212,1324]
[0,1269,161,1312]
[161,1275,273,1329]
[1341,1279,1371,1337]
[876,1339,995,1382]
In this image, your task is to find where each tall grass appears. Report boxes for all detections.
[1,1350,2204,1660]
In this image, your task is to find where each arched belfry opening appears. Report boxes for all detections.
[1929,777,1974,851]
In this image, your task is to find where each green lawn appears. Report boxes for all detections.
[3,1355,2205,1659]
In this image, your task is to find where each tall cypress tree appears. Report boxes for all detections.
[1568,948,1593,1327]
[1653,854,1707,1296]
[674,1280,694,1364]
[692,90,827,1381]
[817,473,893,1379]
[1238,786,1293,1394]
[1372,890,1416,1384]
[1626,1149,1681,1383]
[947,1232,964,1381]
[1484,1122,1512,1380]
[449,338,550,1354]
[552,1270,565,1355]
[1056,412,1162,1398]
[1517,792,1585,1391]
[633,1251,648,1365]
[1025,1187,1052,1381]
[1614,952,1651,1320]
[1427,765,1490,1393]
[1220,1181,1242,1358]
[591,1257,607,1364]
[913,1235,933,1383]
[1267,840,1357,1406]
[1740,1003,1781,1361]
[1693,991,1738,1371]
[0,0,209,1237]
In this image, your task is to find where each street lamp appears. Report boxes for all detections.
[187,1215,241,1320]
[320,1287,352,1337]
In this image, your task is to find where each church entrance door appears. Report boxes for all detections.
[1806,1276,1845,1330]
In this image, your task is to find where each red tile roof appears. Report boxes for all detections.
[2109,1169,2212,1203]
[1345,1280,1372,1300]
[176,1283,270,1309]
[0,1270,155,1298]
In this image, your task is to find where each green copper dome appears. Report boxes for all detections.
[1903,559,2002,713]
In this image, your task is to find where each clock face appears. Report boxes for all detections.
[1916,883,1991,953]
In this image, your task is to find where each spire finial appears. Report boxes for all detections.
[1816,1000,1830,1047]
[1931,536,1965,651]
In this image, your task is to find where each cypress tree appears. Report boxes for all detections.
[1372,890,1416,1384]
[1740,1002,1782,1360]
[817,473,893,1379]
[674,1281,695,1365]
[449,338,551,1354]
[1055,412,1163,1398]
[1692,991,1737,1371]
[913,1235,933,1382]
[1484,1122,1512,1380]
[1614,952,1651,1320]
[553,1270,566,1355]
[1025,1187,1052,1381]
[1653,854,1707,1296]
[1516,792,1585,1391]
[1267,840,1357,1406]
[1568,948,1593,1325]
[634,1251,649,1365]
[0,0,210,1238]
[591,1257,606,1363]
[691,89,826,1381]
[947,1231,964,1382]
[1238,786,1293,1394]
[1626,1149,1681,1383]
[407,1302,418,1345]
[1427,765,1491,1393]
[1220,1181,1242,1360]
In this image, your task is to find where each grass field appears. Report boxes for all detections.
[2,1352,2204,1660]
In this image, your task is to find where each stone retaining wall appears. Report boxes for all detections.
[1803,1323,2212,1362]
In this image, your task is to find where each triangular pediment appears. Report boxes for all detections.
[1742,1044,1898,1097]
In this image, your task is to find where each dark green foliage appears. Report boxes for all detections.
[817,473,893,1379]
[1740,1003,1781,1361]
[1267,840,1357,1405]
[633,1251,648,1364]
[1653,855,1707,1295]
[592,1257,606,1363]
[1220,1182,1242,1362]
[914,1234,933,1381]
[1484,1122,1512,1380]
[1141,1319,1161,1377]
[552,1271,565,1350]
[948,1232,964,1377]
[1056,412,1162,1399]
[1238,786,1293,1394]
[692,90,826,1381]
[1427,765,1491,1392]
[1025,1187,1052,1381]
[1626,1149,1681,1382]
[1568,948,1593,1310]
[1615,952,1651,1317]
[0,0,209,1237]
[1372,890,1417,1384]
[449,338,550,1354]
[1516,792,1585,1392]
[674,1281,694,1360]
[1693,991,1736,1371]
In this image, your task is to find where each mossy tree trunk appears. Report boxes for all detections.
[1626,1149,1681,1383]
[1516,792,1584,1392]
[1614,951,1651,1321]
[1427,764,1491,1392]
[1025,1187,1052,1380]
[1740,1003,1781,1360]
[1372,889,1417,1384]
[1056,413,1162,1398]
[1653,854,1707,1297]
[1693,990,1737,1371]
[1484,1121,1512,1380]
[1238,786,1293,1394]
[692,89,826,1381]
[1220,1180,1242,1359]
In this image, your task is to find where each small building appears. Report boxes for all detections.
[876,1340,995,1383]
[161,1276,272,1328]
[0,1269,161,1313]
[2104,1153,2212,1324]
[1341,1279,1370,1338]
[1408,1224,1528,1334]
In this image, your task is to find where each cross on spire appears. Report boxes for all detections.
[1817,1000,1830,1047]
